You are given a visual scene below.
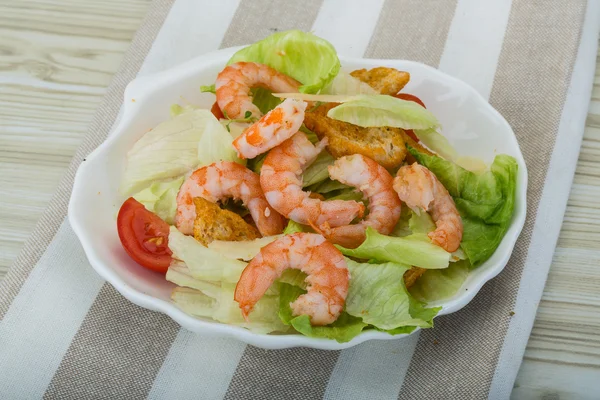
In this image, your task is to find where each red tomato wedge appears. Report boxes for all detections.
[117,197,172,273]
[391,93,427,142]
[211,102,225,120]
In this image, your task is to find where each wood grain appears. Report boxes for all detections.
[0,1,598,398]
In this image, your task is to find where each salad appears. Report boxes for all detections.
[116,30,518,343]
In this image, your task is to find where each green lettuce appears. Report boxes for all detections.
[327,95,439,130]
[132,177,183,225]
[207,235,283,261]
[252,88,282,114]
[410,148,518,266]
[228,30,340,94]
[171,285,287,334]
[283,220,310,234]
[345,259,440,330]
[168,227,247,283]
[413,128,487,173]
[338,227,451,269]
[120,109,210,195]
[409,260,471,303]
[279,283,367,343]
[306,178,350,194]
[197,113,245,167]
[302,150,336,187]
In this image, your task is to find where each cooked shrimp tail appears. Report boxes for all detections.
[393,163,463,252]
[321,154,402,248]
[215,61,300,119]
[260,132,364,228]
[234,233,349,326]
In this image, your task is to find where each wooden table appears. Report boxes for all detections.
[1,2,599,398]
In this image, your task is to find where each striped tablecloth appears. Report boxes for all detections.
[1,1,599,399]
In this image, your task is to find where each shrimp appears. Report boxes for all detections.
[393,163,463,252]
[260,132,365,228]
[232,98,307,159]
[215,61,301,119]
[175,161,286,237]
[321,154,402,248]
[234,233,349,326]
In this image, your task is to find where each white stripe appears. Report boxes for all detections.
[147,330,245,400]
[138,0,241,77]
[437,0,513,99]
[323,335,420,400]
[0,222,105,399]
[488,2,600,398]
[311,0,386,58]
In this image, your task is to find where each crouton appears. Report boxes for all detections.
[304,103,408,169]
[350,67,410,95]
[192,197,259,246]
[404,266,426,289]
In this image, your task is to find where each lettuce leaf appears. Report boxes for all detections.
[327,95,439,130]
[302,150,335,187]
[345,259,440,330]
[409,260,470,303]
[197,113,245,167]
[306,178,350,194]
[228,30,340,94]
[171,285,287,334]
[283,220,310,234]
[168,227,247,283]
[278,283,367,343]
[132,177,183,225]
[409,148,518,266]
[252,87,282,114]
[338,227,451,269]
[323,71,378,95]
[413,128,487,174]
[120,109,213,196]
[207,235,283,261]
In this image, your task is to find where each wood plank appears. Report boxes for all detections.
[0,0,151,276]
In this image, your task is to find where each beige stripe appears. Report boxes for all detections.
[220,0,324,47]
[44,285,180,399]
[399,1,588,398]
[364,0,459,66]
[0,0,174,320]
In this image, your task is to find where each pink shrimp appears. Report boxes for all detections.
[234,233,349,326]
[393,163,463,252]
[320,154,402,248]
[260,132,365,228]
[215,62,301,119]
[175,161,285,237]
[232,98,307,159]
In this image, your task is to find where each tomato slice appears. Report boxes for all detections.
[211,102,225,119]
[391,93,426,142]
[392,93,426,108]
[117,197,172,273]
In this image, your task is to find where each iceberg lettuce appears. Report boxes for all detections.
[338,227,451,269]
[327,95,439,130]
[121,109,243,196]
[132,177,183,225]
[228,30,340,94]
[345,259,440,330]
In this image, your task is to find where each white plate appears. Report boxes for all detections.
[69,47,528,350]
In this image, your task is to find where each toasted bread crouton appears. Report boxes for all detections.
[304,103,408,169]
[192,197,259,246]
[350,67,410,95]
[404,266,426,289]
